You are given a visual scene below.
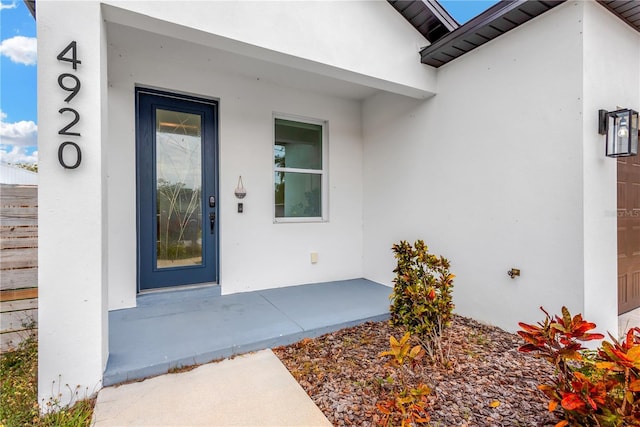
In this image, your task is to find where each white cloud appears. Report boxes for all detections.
[0,2,17,10]
[0,36,36,65]
[0,110,37,147]
[0,145,37,165]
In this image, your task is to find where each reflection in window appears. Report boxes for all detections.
[274,118,325,220]
[155,109,203,268]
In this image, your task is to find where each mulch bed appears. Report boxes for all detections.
[273,316,559,426]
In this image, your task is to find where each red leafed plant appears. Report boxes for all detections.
[518,306,604,365]
[518,306,640,426]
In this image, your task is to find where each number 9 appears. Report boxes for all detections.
[58,73,81,103]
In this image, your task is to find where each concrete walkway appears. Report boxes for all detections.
[93,349,332,426]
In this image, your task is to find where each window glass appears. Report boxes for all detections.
[155,109,203,267]
[274,117,325,220]
[274,172,321,218]
[275,119,322,170]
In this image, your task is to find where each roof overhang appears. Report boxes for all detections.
[419,0,566,67]
[24,0,35,18]
[388,0,459,43]
[27,0,640,70]
[597,0,640,33]
[410,0,640,68]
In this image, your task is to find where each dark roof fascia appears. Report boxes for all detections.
[24,0,35,19]
[420,0,565,67]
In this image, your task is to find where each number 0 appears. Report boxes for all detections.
[57,41,81,70]
[58,141,82,169]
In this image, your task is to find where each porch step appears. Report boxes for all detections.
[104,278,391,386]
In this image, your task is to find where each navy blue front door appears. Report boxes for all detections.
[136,88,218,291]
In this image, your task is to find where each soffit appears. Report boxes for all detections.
[598,0,640,33]
[106,22,380,101]
[387,0,459,43]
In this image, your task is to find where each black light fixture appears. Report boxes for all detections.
[599,108,639,157]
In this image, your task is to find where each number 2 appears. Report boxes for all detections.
[57,41,81,70]
[58,108,80,136]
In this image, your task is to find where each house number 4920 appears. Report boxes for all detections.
[57,41,82,169]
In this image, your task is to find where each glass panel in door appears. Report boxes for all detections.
[155,109,203,269]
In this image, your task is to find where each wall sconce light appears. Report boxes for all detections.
[599,108,639,157]
[234,176,246,199]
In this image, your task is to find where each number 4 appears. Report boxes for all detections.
[57,41,81,70]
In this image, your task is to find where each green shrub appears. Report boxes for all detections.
[390,240,455,339]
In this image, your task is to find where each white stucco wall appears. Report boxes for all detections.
[101,0,435,99]
[582,1,640,336]
[106,23,365,309]
[363,1,625,334]
[37,0,109,406]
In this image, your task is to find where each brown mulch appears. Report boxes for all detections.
[273,316,559,427]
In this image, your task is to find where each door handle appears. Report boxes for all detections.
[209,212,216,235]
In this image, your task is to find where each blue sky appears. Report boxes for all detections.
[440,0,500,24]
[1,0,37,165]
[0,0,497,166]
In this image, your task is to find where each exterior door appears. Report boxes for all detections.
[136,88,218,291]
[618,154,640,314]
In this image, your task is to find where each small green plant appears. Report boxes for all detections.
[518,306,640,426]
[375,332,431,427]
[390,240,455,365]
[469,330,489,346]
[1,335,39,426]
[0,335,95,427]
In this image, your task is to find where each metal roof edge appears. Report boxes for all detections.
[423,0,460,31]
[24,0,35,19]
[388,0,458,43]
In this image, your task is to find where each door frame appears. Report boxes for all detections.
[135,87,219,293]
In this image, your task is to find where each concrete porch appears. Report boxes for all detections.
[104,279,391,386]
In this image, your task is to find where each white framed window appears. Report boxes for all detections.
[274,114,328,222]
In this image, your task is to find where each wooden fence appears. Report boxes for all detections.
[0,184,38,352]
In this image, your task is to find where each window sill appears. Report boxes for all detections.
[273,217,327,224]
